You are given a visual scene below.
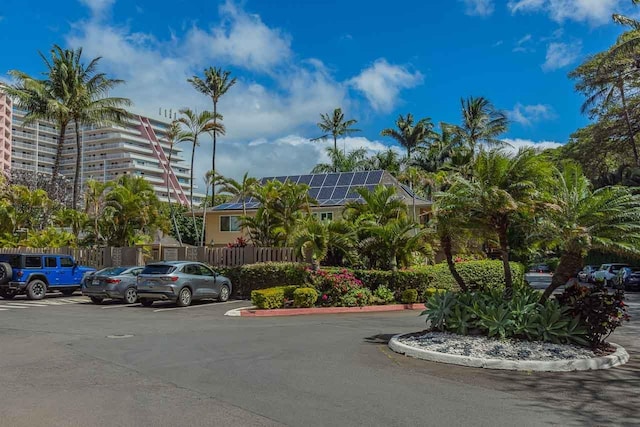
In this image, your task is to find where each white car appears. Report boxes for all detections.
[592,264,629,286]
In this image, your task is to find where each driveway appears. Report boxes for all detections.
[0,293,637,426]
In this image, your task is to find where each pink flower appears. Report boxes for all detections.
[322,294,328,301]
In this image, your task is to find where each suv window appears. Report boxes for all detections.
[60,257,74,268]
[25,256,42,268]
[45,257,57,268]
[197,264,215,277]
[183,264,200,275]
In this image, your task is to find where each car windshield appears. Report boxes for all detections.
[141,265,176,275]
[97,267,128,276]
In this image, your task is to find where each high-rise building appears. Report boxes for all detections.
[0,100,204,205]
[0,94,11,173]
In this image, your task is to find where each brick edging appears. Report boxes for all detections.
[234,303,425,317]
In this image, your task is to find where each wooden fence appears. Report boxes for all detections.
[0,246,300,269]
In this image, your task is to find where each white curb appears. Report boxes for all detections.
[388,333,630,372]
[224,306,255,317]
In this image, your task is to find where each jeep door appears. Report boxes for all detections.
[43,256,60,286]
[58,256,76,285]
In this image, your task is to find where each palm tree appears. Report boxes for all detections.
[367,148,402,175]
[291,216,329,270]
[178,108,224,243]
[539,163,640,303]
[455,97,508,154]
[443,148,553,296]
[162,120,189,245]
[398,166,428,221]
[343,184,407,225]
[84,180,111,244]
[312,147,369,173]
[362,218,428,271]
[220,172,259,218]
[188,67,237,174]
[199,170,228,247]
[313,108,361,170]
[381,113,435,160]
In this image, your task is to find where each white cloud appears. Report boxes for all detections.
[78,0,116,18]
[501,138,563,153]
[349,59,423,113]
[542,41,582,71]
[461,0,495,17]
[507,0,621,25]
[507,103,556,126]
[513,34,533,52]
[183,0,292,72]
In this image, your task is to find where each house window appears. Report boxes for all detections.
[316,212,333,221]
[220,216,241,232]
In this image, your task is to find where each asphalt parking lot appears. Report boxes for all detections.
[0,291,638,427]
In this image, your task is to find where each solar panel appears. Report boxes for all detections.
[275,176,287,183]
[318,187,334,200]
[337,172,354,186]
[346,189,360,199]
[366,170,383,184]
[215,203,231,210]
[331,186,348,199]
[298,175,312,185]
[323,173,340,187]
[286,175,301,184]
[351,171,368,185]
[308,188,320,199]
[246,202,260,209]
[310,174,326,187]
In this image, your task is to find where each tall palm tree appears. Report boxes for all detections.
[313,108,360,170]
[539,163,640,303]
[442,148,553,296]
[177,108,224,242]
[455,97,508,154]
[381,113,435,160]
[343,184,407,225]
[311,147,369,173]
[188,67,237,175]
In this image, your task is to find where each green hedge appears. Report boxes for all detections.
[293,287,318,308]
[218,260,524,299]
[251,288,286,309]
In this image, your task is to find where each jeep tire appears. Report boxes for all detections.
[0,262,12,285]
[26,280,47,300]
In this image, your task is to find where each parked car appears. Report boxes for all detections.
[82,266,144,304]
[136,261,232,307]
[593,263,629,287]
[614,267,640,291]
[577,265,599,283]
[0,253,95,300]
[529,264,552,274]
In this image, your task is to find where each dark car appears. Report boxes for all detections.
[614,267,640,291]
[529,264,552,274]
[0,253,95,300]
[82,266,144,304]
[136,261,232,307]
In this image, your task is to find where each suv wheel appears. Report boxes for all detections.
[218,284,230,302]
[27,280,47,300]
[176,287,192,307]
[0,263,12,285]
[0,289,17,300]
[123,287,138,305]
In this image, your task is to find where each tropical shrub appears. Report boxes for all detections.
[415,261,525,292]
[293,287,318,308]
[214,262,308,297]
[401,289,418,304]
[372,285,395,305]
[556,283,630,349]
[309,269,366,306]
[251,288,285,309]
[340,287,373,307]
[422,287,447,301]
[422,288,588,346]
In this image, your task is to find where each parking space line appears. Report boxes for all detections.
[0,308,7,311]
[2,304,31,309]
[5,303,45,307]
[153,300,245,313]
[101,303,141,309]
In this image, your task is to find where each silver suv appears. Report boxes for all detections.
[136,261,232,307]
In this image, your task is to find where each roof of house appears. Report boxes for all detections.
[212,170,431,211]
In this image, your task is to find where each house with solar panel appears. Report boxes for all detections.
[204,170,432,246]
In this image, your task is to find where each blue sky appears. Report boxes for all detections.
[0,0,634,181]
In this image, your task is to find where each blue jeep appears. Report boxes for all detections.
[0,253,96,300]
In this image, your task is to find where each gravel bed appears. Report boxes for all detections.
[398,332,597,361]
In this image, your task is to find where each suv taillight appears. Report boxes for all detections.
[162,276,179,282]
[105,278,121,284]
[17,271,23,278]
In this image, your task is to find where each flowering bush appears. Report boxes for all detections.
[556,283,630,349]
[226,237,248,248]
[309,269,367,307]
[340,288,372,307]
[373,285,396,305]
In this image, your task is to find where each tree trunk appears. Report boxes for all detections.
[165,143,182,246]
[51,122,67,189]
[333,134,338,172]
[200,180,209,247]
[189,138,199,244]
[442,234,468,292]
[72,120,82,210]
[539,251,583,304]
[212,101,218,214]
[497,222,513,299]
[619,84,640,166]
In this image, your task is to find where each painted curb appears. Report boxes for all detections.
[224,306,256,316]
[388,333,630,372]
[224,304,425,317]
